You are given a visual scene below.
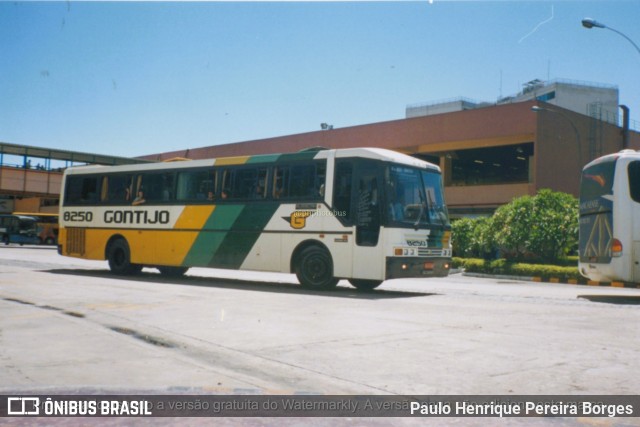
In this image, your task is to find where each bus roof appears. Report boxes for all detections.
[0,214,37,220]
[63,147,440,175]
[13,212,58,217]
[584,149,640,170]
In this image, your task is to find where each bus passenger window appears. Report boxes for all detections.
[271,162,325,200]
[273,177,284,198]
[132,189,146,206]
[255,168,268,199]
[100,177,108,202]
[65,176,100,205]
[273,167,289,198]
[629,161,640,203]
[106,175,133,203]
[177,170,214,202]
[135,172,175,204]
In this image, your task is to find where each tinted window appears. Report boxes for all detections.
[628,161,640,203]
[65,176,100,205]
[105,174,133,204]
[177,169,216,201]
[138,172,175,203]
[221,167,268,200]
[580,158,616,208]
[273,162,326,200]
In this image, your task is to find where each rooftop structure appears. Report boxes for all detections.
[406,78,628,129]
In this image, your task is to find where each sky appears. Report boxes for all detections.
[1,0,639,158]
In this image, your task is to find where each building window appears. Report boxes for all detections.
[537,91,556,102]
[449,143,533,186]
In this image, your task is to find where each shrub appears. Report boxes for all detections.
[451,216,496,259]
[452,189,578,263]
[452,257,582,282]
[451,218,476,257]
[487,189,578,263]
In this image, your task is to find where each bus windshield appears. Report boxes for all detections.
[579,157,616,215]
[386,165,449,227]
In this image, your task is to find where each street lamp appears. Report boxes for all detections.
[581,18,640,56]
[532,105,583,166]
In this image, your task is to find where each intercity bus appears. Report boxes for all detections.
[0,214,40,245]
[13,212,59,245]
[579,149,640,283]
[58,147,452,290]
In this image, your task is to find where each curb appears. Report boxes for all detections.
[462,272,640,288]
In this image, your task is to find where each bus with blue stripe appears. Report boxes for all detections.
[58,147,452,290]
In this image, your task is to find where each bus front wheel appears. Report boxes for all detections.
[295,246,338,290]
[107,238,142,275]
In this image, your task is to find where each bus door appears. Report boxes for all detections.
[352,161,383,280]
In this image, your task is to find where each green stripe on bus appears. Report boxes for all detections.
[208,202,279,269]
[182,205,245,266]
[245,154,281,164]
[277,151,319,163]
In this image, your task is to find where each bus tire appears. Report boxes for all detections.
[2,235,9,245]
[158,266,189,277]
[348,279,382,291]
[295,246,338,290]
[107,238,142,275]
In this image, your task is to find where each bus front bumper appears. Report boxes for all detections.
[385,257,450,280]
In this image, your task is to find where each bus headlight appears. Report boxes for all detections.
[394,247,417,256]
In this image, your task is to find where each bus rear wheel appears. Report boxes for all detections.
[107,238,142,275]
[348,279,382,291]
[158,266,189,277]
[295,246,338,290]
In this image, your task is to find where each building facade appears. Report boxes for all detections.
[0,142,149,213]
[5,79,635,217]
[143,99,639,217]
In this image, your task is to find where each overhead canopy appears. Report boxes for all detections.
[0,141,150,166]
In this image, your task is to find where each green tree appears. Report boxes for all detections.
[526,189,579,261]
[490,189,578,262]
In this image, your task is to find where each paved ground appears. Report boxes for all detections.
[1,246,639,426]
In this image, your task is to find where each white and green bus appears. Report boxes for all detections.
[579,149,640,284]
[59,147,452,290]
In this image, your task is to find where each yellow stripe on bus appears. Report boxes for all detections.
[60,206,217,267]
[157,205,217,266]
[175,205,215,229]
[214,156,250,166]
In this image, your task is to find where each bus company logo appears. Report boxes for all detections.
[104,210,170,225]
[283,211,313,229]
[7,397,40,415]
